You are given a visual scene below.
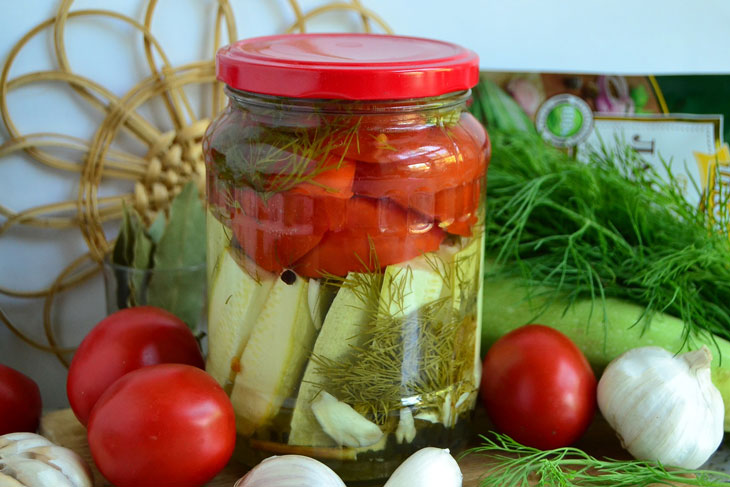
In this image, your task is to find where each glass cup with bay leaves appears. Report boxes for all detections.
[102,182,207,337]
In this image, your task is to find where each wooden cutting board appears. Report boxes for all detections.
[40,408,629,486]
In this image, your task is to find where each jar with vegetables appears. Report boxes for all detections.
[203,33,489,482]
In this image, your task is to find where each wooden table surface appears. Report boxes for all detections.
[40,409,630,487]
[40,407,634,487]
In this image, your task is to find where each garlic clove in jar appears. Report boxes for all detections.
[234,454,346,487]
[311,391,383,448]
[395,408,416,444]
[384,447,462,487]
[597,345,724,469]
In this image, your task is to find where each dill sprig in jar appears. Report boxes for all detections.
[203,33,490,483]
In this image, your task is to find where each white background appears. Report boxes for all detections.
[1,0,730,410]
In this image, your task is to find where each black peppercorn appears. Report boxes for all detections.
[281,269,297,285]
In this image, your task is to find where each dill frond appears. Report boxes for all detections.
[210,108,361,197]
[485,129,730,348]
[311,246,481,425]
[465,433,730,487]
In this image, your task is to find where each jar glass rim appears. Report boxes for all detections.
[224,86,471,114]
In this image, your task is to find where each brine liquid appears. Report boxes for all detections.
[234,399,476,484]
[205,203,483,482]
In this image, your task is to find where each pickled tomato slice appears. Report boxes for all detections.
[230,188,346,273]
[293,196,445,278]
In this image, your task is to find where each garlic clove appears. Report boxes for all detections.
[597,345,724,469]
[307,278,323,330]
[21,446,92,487]
[0,457,75,487]
[0,434,45,450]
[234,454,346,487]
[395,408,416,444]
[440,390,455,427]
[384,447,462,487]
[0,434,53,456]
[414,410,440,423]
[0,472,25,487]
[455,391,471,411]
[311,391,383,448]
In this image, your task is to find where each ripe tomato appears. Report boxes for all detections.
[293,196,445,277]
[88,364,235,487]
[480,324,597,449]
[67,307,204,426]
[0,364,42,435]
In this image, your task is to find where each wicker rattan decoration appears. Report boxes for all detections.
[0,0,392,365]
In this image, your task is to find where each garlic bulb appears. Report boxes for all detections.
[0,433,92,487]
[234,455,345,487]
[597,345,724,469]
[384,448,462,487]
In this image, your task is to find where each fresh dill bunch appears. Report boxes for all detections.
[484,128,730,345]
[464,433,730,487]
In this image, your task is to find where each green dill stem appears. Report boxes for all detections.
[465,433,730,487]
[311,247,479,424]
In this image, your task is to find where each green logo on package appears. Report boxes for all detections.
[536,94,594,147]
[546,103,583,137]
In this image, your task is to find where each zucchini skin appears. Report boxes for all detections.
[481,277,730,431]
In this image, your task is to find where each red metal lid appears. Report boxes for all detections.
[216,33,479,100]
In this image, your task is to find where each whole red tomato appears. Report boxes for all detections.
[87,364,235,487]
[67,306,204,426]
[0,364,42,435]
[480,324,596,449]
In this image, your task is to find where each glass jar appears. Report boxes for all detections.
[203,33,490,483]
